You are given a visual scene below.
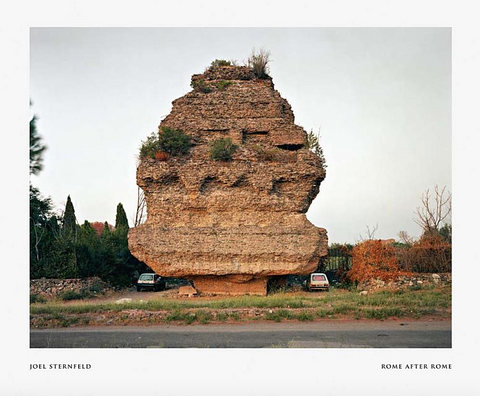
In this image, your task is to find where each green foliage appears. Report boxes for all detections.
[30,114,47,175]
[305,129,327,167]
[158,126,192,156]
[247,48,271,79]
[30,186,63,278]
[115,203,129,230]
[139,127,192,159]
[210,138,238,161]
[31,199,148,287]
[296,311,315,321]
[210,59,232,68]
[250,145,285,162]
[439,223,452,244]
[30,294,47,304]
[266,309,294,322]
[62,195,77,235]
[191,79,213,93]
[217,80,233,91]
[59,290,84,301]
[139,132,162,159]
[29,110,146,285]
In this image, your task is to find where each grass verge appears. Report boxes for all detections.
[30,286,451,328]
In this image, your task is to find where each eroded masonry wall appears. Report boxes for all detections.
[128,66,328,295]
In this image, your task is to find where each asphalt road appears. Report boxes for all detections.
[30,320,451,348]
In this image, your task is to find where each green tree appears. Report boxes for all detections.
[76,221,101,278]
[29,106,54,278]
[62,195,77,235]
[30,114,47,175]
[305,129,327,168]
[115,203,129,230]
[30,186,55,278]
[439,223,452,244]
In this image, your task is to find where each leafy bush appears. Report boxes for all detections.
[158,126,192,156]
[251,145,282,161]
[139,132,162,159]
[305,129,327,167]
[296,311,314,321]
[217,80,233,91]
[59,290,84,301]
[87,278,107,294]
[139,127,191,160]
[30,294,47,304]
[191,79,212,93]
[347,240,410,283]
[210,138,238,161]
[247,48,271,79]
[396,234,451,273]
[210,59,232,68]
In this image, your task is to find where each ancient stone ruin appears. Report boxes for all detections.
[128,64,328,295]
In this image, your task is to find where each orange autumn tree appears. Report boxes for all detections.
[347,240,410,283]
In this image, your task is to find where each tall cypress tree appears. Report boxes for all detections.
[62,195,77,234]
[115,203,129,230]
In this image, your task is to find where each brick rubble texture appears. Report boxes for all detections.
[128,66,328,295]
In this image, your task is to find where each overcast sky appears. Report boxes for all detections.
[30,28,451,243]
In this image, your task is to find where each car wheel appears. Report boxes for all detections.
[137,286,141,292]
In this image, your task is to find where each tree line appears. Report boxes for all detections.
[30,106,147,286]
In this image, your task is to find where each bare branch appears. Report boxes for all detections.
[356,223,379,243]
[134,187,147,227]
[414,185,452,233]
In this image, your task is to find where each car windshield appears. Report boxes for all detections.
[312,274,326,281]
[139,274,154,280]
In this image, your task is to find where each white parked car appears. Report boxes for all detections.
[137,273,166,292]
[304,273,330,292]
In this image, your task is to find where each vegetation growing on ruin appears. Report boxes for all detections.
[210,137,238,161]
[139,132,161,159]
[305,129,327,167]
[210,59,233,68]
[247,48,271,79]
[191,79,213,93]
[157,126,192,156]
[217,80,233,91]
[139,126,191,159]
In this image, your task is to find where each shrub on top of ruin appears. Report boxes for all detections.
[139,127,191,160]
[217,80,233,91]
[191,79,213,93]
[305,129,327,168]
[247,48,271,79]
[158,126,192,156]
[250,145,281,162]
[210,59,233,68]
[210,137,238,161]
[139,132,162,159]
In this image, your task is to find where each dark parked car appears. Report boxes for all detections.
[137,273,166,292]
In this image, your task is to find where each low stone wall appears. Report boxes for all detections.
[358,273,451,291]
[30,277,112,298]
